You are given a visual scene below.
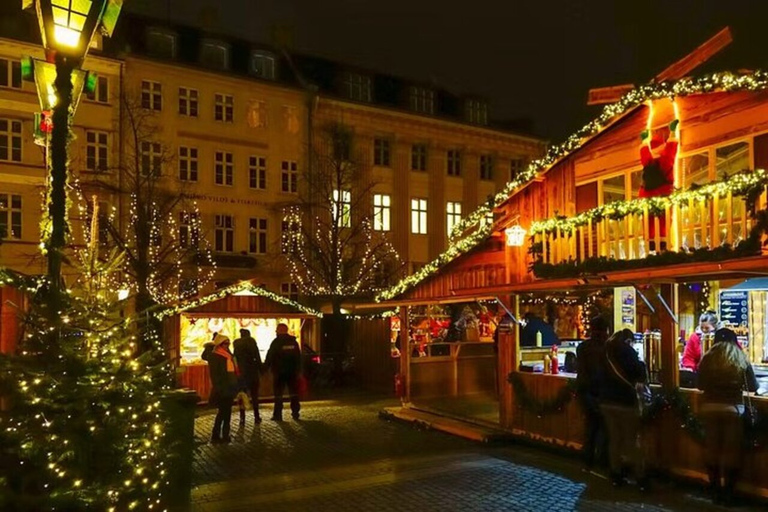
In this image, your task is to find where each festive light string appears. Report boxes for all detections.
[156,280,323,320]
[529,169,768,236]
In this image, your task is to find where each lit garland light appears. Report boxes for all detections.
[156,280,323,320]
[530,169,768,237]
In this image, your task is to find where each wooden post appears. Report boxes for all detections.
[658,284,679,390]
[400,306,411,403]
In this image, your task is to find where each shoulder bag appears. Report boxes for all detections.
[606,348,653,416]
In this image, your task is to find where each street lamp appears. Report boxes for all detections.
[22,0,122,310]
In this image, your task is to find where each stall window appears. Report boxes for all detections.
[681,152,709,188]
[630,170,643,198]
[716,141,750,180]
[602,174,625,205]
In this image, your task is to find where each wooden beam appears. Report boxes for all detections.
[655,27,733,83]
[587,84,635,106]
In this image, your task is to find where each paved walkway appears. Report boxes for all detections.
[191,397,761,512]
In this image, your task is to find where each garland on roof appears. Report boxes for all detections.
[156,282,323,320]
[389,70,768,300]
[530,170,768,236]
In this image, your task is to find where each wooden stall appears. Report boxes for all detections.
[0,286,26,355]
[161,282,322,403]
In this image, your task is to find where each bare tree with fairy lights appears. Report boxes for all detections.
[88,90,215,349]
[282,123,403,358]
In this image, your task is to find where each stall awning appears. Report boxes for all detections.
[723,277,768,291]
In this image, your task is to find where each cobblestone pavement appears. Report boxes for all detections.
[191,397,761,512]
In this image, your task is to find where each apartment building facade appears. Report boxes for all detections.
[0,10,545,299]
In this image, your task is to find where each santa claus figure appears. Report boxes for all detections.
[639,118,679,252]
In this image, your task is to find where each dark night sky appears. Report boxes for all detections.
[128,0,768,141]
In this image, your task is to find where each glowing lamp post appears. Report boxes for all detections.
[505,224,527,247]
[22,0,122,309]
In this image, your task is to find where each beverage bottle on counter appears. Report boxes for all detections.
[551,346,559,374]
[543,354,551,374]
[536,330,543,347]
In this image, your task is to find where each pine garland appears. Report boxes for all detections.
[508,372,579,417]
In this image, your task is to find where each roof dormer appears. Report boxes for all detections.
[200,39,230,70]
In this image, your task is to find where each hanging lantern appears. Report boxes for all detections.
[505,224,526,247]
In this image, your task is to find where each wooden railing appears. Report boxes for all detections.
[530,172,768,266]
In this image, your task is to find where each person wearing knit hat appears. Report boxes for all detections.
[202,333,239,443]
[639,117,679,252]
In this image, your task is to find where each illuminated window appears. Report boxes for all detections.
[178,87,198,117]
[215,214,234,252]
[0,119,22,162]
[0,59,21,89]
[374,138,391,167]
[215,94,234,123]
[447,150,462,176]
[85,130,108,171]
[409,87,434,114]
[411,198,428,234]
[215,151,234,186]
[0,194,21,239]
[344,73,371,102]
[281,161,298,193]
[446,201,462,236]
[682,152,709,189]
[249,156,267,189]
[141,80,162,111]
[716,141,750,180]
[249,218,268,254]
[602,174,626,205]
[373,194,391,231]
[178,146,198,182]
[480,155,494,181]
[333,189,351,228]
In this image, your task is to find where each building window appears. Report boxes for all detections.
[281,283,299,301]
[85,131,109,172]
[178,211,199,248]
[447,150,462,176]
[480,154,494,181]
[344,72,371,102]
[0,119,22,162]
[200,40,229,70]
[409,86,434,114]
[178,146,198,182]
[214,214,234,252]
[0,59,21,89]
[465,99,488,125]
[411,144,427,171]
[249,218,268,254]
[373,194,391,232]
[146,29,176,59]
[373,138,391,167]
[215,94,234,123]
[281,161,298,193]
[251,51,276,79]
[332,189,351,228]
[510,158,525,181]
[249,156,267,189]
[140,141,162,176]
[215,151,234,186]
[178,87,198,117]
[247,100,268,128]
[141,80,162,111]
[446,201,462,236]
[411,198,428,235]
[85,75,108,103]
[0,194,21,239]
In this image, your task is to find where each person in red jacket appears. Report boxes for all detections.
[681,311,719,372]
[639,119,679,252]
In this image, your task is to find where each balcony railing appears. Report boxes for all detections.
[530,171,768,266]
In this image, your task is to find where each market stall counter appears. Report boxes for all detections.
[159,282,322,402]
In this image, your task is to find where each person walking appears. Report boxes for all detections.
[576,315,610,473]
[601,328,650,489]
[233,328,262,424]
[202,334,239,443]
[265,323,302,421]
[698,327,758,505]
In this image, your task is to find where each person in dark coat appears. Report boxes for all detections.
[265,323,302,421]
[233,328,262,424]
[520,313,558,347]
[600,328,649,489]
[698,327,759,505]
[202,334,239,443]
[576,315,609,472]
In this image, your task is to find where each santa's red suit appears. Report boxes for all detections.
[639,119,678,245]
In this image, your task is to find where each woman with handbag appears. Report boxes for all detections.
[698,328,758,505]
[600,328,650,490]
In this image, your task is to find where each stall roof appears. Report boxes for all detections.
[723,277,768,291]
[156,282,323,319]
[376,70,768,302]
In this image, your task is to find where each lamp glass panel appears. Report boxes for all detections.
[71,13,87,31]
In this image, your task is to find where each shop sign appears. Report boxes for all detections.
[614,286,636,332]
[719,290,749,330]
